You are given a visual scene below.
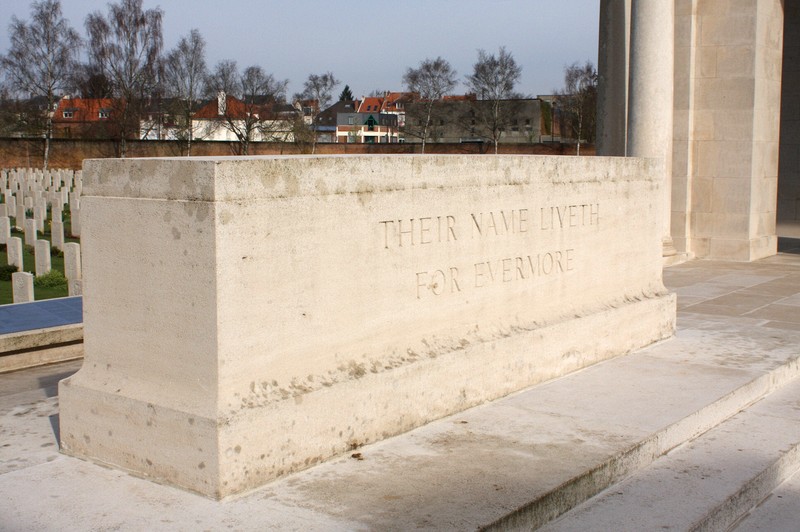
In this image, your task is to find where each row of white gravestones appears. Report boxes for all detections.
[1,168,83,304]
[6,239,82,304]
[0,167,82,239]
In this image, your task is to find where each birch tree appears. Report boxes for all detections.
[465,47,522,154]
[297,72,339,153]
[0,0,80,169]
[85,0,163,157]
[402,57,457,153]
[164,29,207,155]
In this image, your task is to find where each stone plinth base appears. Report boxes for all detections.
[59,155,675,498]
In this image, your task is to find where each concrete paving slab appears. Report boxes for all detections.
[0,257,799,530]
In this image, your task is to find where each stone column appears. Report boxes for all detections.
[627,0,675,257]
[597,0,630,156]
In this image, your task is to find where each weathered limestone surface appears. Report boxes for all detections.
[59,155,676,498]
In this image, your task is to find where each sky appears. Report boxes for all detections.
[0,0,600,100]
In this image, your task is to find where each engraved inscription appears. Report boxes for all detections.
[377,202,599,298]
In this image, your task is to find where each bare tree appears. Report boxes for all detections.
[465,47,522,154]
[205,61,289,155]
[164,29,207,155]
[556,61,597,155]
[85,0,163,157]
[0,0,81,169]
[296,72,339,153]
[402,57,456,153]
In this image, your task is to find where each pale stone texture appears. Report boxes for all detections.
[671,0,783,260]
[59,155,676,499]
[51,221,64,251]
[34,239,51,277]
[63,243,81,282]
[23,219,36,247]
[597,0,630,156]
[6,237,22,271]
[11,272,33,303]
[0,216,9,244]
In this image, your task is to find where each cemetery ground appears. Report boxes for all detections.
[0,211,79,305]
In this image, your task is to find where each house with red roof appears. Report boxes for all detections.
[52,97,119,139]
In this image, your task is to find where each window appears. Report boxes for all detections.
[348,116,355,125]
[99,110,109,119]
[62,111,73,118]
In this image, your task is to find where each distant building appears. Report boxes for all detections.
[52,97,118,139]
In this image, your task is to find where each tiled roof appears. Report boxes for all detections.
[53,98,115,122]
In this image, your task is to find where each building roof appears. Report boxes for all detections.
[357,97,383,113]
[52,98,115,123]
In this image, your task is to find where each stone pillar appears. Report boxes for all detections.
[7,236,23,271]
[12,271,34,303]
[34,239,51,276]
[627,0,675,257]
[597,0,630,156]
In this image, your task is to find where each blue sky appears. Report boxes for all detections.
[0,0,600,99]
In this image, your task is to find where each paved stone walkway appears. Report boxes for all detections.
[1,254,799,530]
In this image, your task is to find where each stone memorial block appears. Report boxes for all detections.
[34,239,51,276]
[63,242,81,281]
[23,218,36,246]
[12,271,34,303]
[6,236,22,270]
[51,220,65,251]
[0,216,9,244]
[60,156,676,499]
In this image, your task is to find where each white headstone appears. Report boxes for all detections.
[15,204,25,229]
[24,218,37,246]
[51,220,65,251]
[64,242,81,281]
[12,271,34,303]
[69,208,81,237]
[7,237,23,270]
[0,204,6,218]
[68,278,82,297]
[0,216,9,245]
[34,239,51,276]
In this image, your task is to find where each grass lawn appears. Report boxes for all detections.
[1,209,80,305]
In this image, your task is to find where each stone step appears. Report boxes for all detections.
[733,452,800,531]
[538,377,800,531]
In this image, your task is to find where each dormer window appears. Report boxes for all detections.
[99,110,109,119]
[62,111,74,118]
